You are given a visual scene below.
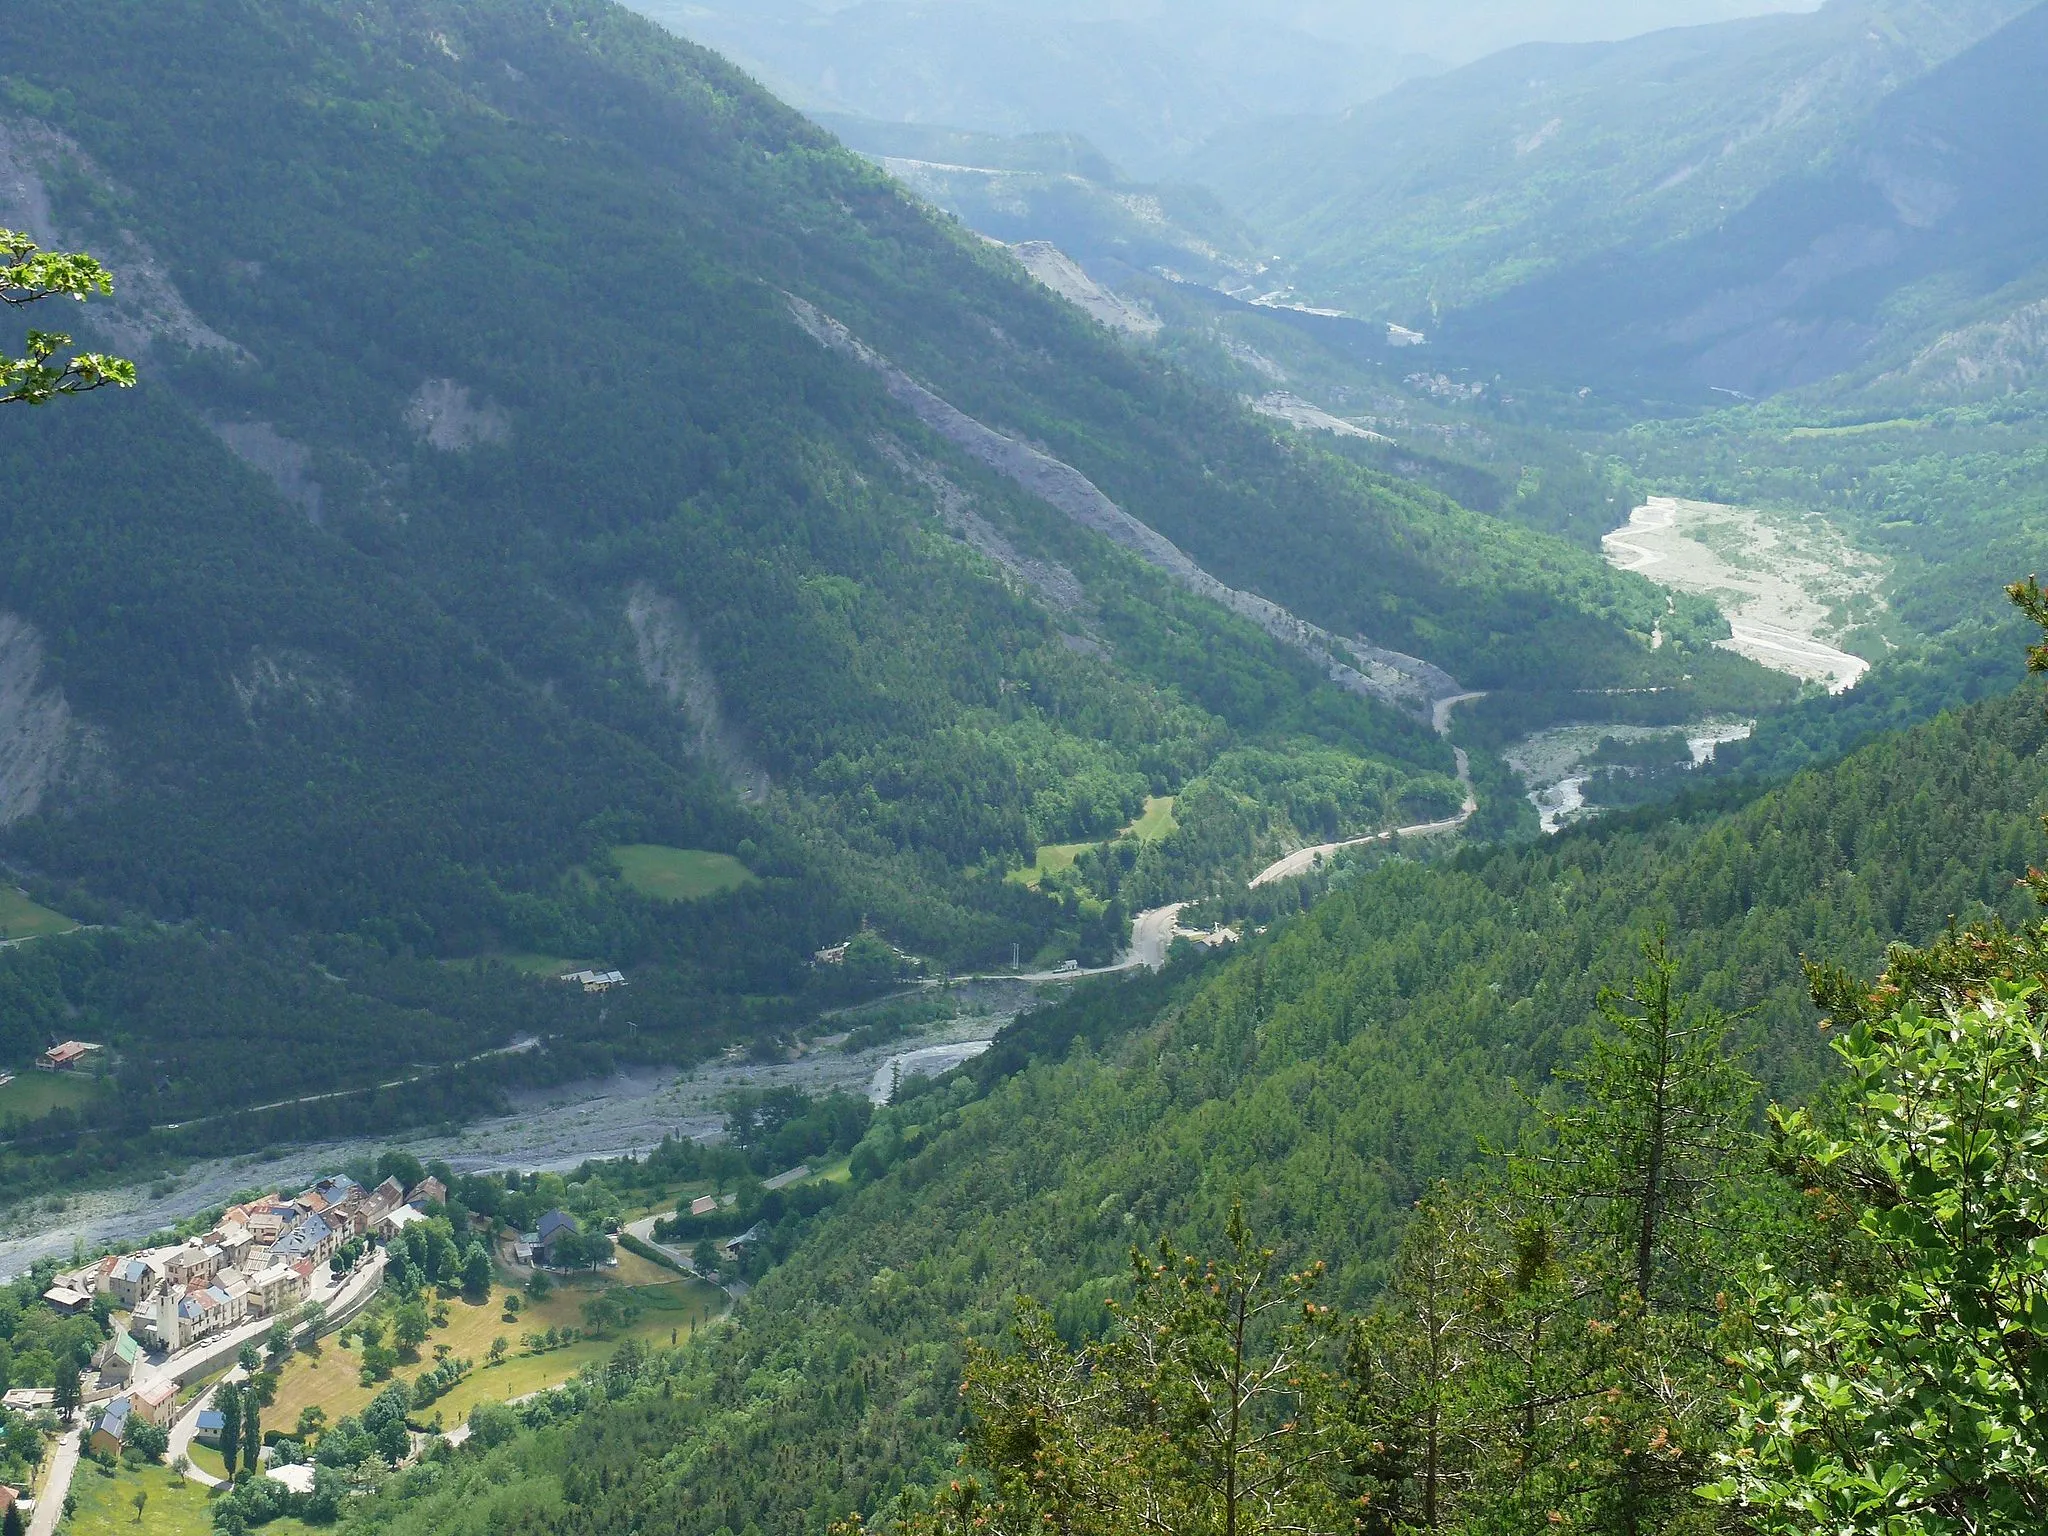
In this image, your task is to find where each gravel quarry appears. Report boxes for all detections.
[1603,496,1885,692]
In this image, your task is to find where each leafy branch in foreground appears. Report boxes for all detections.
[1703,580,2048,1534]
[2,228,137,405]
[1706,985,2048,1534]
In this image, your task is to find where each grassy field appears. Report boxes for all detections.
[807,1154,854,1186]
[267,1260,722,1434]
[1010,797,1177,888]
[1127,796,1178,842]
[1786,418,1922,439]
[62,1459,313,1536]
[1008,840,1089,888]
[183,1440,232,1480]
[429,1280,718,1424]
[0,885,77,940]
[450,950,599,977]
[0,1070,100,1120]
[611,846,758,902]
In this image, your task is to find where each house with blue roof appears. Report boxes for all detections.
[89,1395,132,1458]
[270,1212,337,1266]
[534,1210,581,1266]
[196,1409,227,1446]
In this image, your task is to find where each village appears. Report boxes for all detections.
[0,1153,715,1536]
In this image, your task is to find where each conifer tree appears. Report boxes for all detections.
[242,1390,262,1475]
[217,1380,242,1473]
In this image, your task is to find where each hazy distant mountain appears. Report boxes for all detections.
[1188,0,2032,324]
[621,0,1822,176]
[816,116,1271,290]
[1452,0,2048,398]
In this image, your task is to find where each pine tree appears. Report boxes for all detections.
[1530,934,1759,1312]
[891,1205,1366,1536]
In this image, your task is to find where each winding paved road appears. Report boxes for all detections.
[26,1426,78,1536]
[1249,691,1486,889]
[168,1372,242,1488]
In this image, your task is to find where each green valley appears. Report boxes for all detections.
[0,0,1761,1199]
[9,0,2048,1533]
[332,622,2048,1536]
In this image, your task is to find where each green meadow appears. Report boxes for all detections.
[611,846,759,902]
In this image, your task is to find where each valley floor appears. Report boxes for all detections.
[0,996,1021,1281]
[1603,496,1885,691]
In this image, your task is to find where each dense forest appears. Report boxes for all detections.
[323,629,2048,1536]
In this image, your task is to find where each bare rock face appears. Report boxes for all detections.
[1010,242,1161,338]
[230,648,355,723]
[209,421,324,523]
[404,379,512,451]
[0,614,96,828]
[626,586,771,803]
[1892,297,2048,399]
[0,117,247,362]
[786,294,1463,715]
[875,437,1094,621]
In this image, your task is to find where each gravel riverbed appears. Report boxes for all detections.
[0,985,1029,1280]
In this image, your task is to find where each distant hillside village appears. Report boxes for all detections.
[0,1157,629,1521]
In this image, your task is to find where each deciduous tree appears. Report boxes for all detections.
[2,230,135,405]
[1708,986,2048,1533]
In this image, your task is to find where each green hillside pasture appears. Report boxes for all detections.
[612,847,759,903]
[61,1458,316,1536]
[1012,797,1178,888]
[0,886,78,940]
[1009,840,1088,888]
[1128,796,1178,841]
[0,1069,100,1120]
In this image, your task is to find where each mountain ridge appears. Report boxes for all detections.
[1185,0,2033,328]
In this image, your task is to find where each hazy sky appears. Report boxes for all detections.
[779,0,1828,63]
[639,0,1834,172]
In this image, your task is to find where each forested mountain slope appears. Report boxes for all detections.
[342,672,2048,1536]
[1189,0,2028,330]
[0,0,1730,1175]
